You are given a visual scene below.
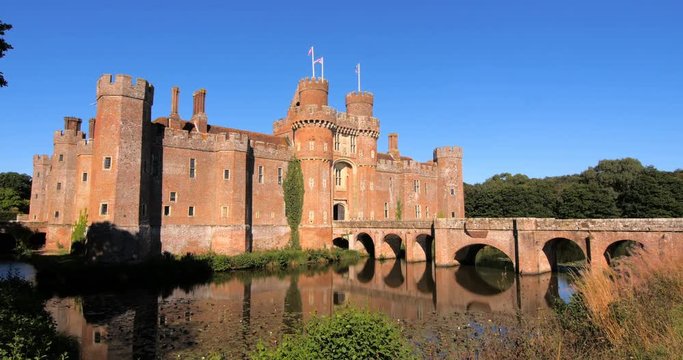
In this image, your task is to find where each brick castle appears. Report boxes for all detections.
[27,74,463,260]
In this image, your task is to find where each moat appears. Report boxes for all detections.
[3,258,576,359]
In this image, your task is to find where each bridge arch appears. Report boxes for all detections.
[604,240,645,265]
[356,257,375,283]
[542,237,587,272]
[332,237,349,249]
[454,243,515,271]
[413,233,433,262]
[355,232,375,258]
[381,233,404,259]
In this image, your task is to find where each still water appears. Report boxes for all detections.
[8,259,576,359]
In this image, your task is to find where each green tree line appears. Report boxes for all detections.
[465,158,683,218]
[0,172,31,220]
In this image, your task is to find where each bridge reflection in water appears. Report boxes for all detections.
[45,259,575,359]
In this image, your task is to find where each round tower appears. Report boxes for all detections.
[291,78,334,247]
[345,91,374,117]
[297,77,329,107]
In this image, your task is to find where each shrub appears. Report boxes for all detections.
[252,306,416,359]
[0,277,78,359]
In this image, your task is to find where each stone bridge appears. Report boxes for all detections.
[333,218,683,274]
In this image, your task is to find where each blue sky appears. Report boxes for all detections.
[1,0,681,183]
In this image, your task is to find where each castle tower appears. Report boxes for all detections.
[291,78,334,247]
[434,146,464,218]
[89,74,155,260]
[344,91,379,220]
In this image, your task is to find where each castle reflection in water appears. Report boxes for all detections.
[46,259,574,359]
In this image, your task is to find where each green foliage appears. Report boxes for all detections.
[465,158,683,218]
[556,182,620,219]
[395,198,403,220]
[71,209,88,243]
[197,248,360,272]
[251,306,417,360]
[0,277,78,359]
[283,157,304,249]
[0,20,12,87]
[0,187,28,213]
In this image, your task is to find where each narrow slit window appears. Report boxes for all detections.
[189,158,196,178]
[82,172,88,182]
[188,206,195,217]
[277,167,283,185]
[100,203,108,216]
[163,206,171,216]
[223,169,230,180]
[103,156,112,170]
[258,166,264,184]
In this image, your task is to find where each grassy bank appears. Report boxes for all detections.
[195,248,360,272]
[27,248,360,295]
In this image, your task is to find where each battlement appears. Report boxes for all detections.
[33,154,51,165]
[345,91,374,104]
[433,146,463,160]
[96,74,154,104]
[54,129,85,144]
[298,77,329,91]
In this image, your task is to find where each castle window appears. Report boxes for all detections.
[277,167,283,185]
[371,150,375,159]
[100,203,108,216]
[450,187,455,196]
[54,211,59,218]
[189,158,196,178]
[426,207,430,218]
[414,180,420,193]
[58,154,64,162]
[451,212,455,218]
[322,178,326,189]
[309,177,315,189]
[163,206,171,216]
[141,203,147,217]
[82,172,88,182]
[334,133,340,151]
[335,168,342,186]
[384,202,389,219]
[223,169,230,180]
[350,136,356,153]
[56,182,62,190]
[103,156,112,170]
[258,166,264,184]
[37,172,40,177]
[94,331,101,344]
[309,141,315,151]
[188,206,195,217]
[170,192,177,202]
[221,206,228,218]
[323,143,328,152]
[415,205,421,218]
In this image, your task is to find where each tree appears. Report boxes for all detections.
[556,182,620,219]
[619,169,683,218]
[0,188,26,212]
[283,157,304,249]
[0,20,13,87]
[0,172,32,200]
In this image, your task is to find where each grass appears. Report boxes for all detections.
[195,248,360,272]
[26,248,360,295]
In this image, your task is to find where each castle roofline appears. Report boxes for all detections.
[153,117,289,147]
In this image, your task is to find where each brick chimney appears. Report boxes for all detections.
[88,118,96,139]
[388,133,400,158]
[191,89,208,133]
[170,86,180,117]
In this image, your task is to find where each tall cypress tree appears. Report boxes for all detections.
[283,157,304,249]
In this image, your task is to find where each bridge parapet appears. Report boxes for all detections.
[530,218,683,232]
[333,220,433,230]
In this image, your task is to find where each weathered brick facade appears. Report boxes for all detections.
[27,74,464,259]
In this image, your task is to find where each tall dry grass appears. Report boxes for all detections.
[574,249,683,358]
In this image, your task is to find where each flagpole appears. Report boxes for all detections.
[311,47,315,78]
[321,58,324,81]
[357,63,361,92]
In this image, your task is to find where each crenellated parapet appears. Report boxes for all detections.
[345,91,374,117]
[433,146,463,160]
[96,74,154,104]
[76,138,93,154]
[376,156,437,176]
[162,127,250,152]
[33,154,51,166]
[287,104,380,138]
[53,129,85,144]
[250,140,293,161]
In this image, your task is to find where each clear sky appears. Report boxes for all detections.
[1,0,681,184]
